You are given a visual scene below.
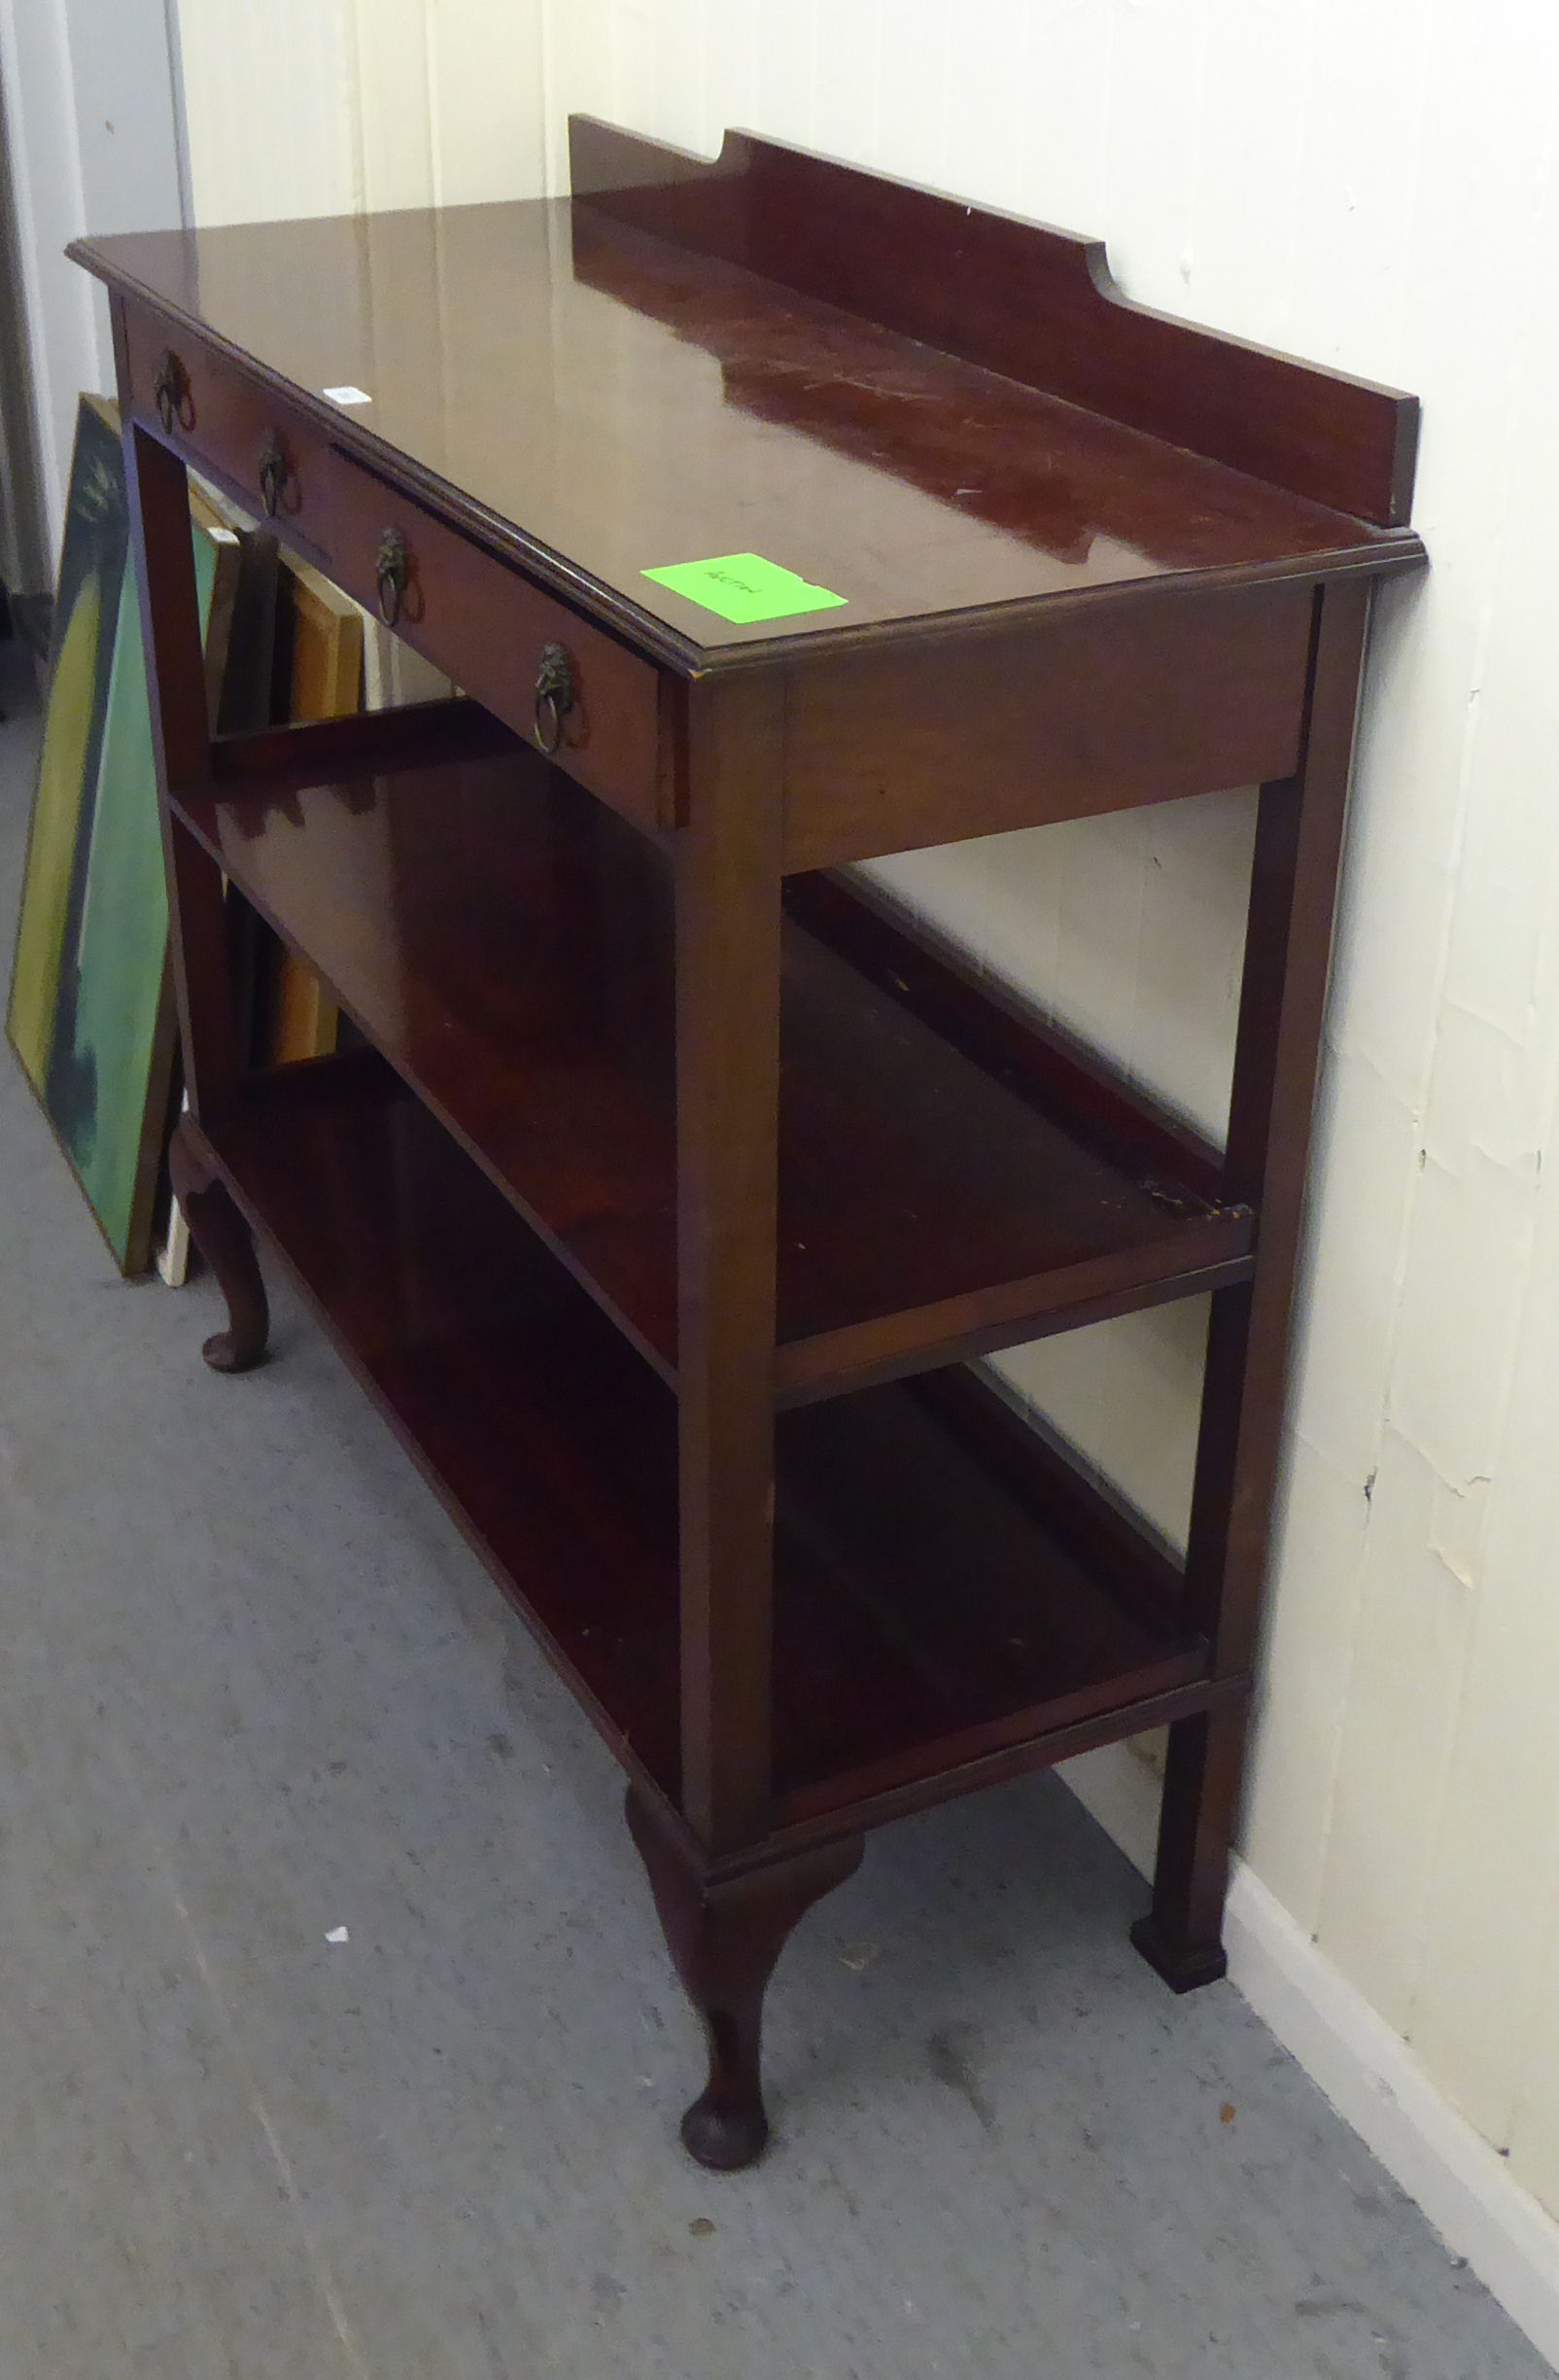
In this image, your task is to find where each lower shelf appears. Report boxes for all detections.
[203,1052,1209,1832]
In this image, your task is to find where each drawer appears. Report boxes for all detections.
[120,302,672,833]
[315,450,670,831]
[120,303,337,562]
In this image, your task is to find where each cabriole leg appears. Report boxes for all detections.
[626,1787,864,2170]
[167,1117,269,1375]
[1129,1697,1249,1992]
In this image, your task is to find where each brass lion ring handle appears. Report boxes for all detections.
[533,643,577,756]
[154,349,191,436]
[376,527,409,627]
[258,435,289,520]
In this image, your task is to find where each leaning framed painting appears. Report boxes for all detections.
[6,395,242,1274]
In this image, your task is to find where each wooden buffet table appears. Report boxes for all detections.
[70,118,1425,2168]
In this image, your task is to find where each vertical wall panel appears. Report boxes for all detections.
[1285,1044,1418,1487]
[544,0,614,158]
[1509,1888,1559,2216]
[179,1,360,223]
[810,0,883,172]
[178,0,545,226]
[1407,895,1559,2146]
[751,0,816,151]
[871,0,949,187]
[1239,1434,1371,1934]
[1315,1426,1474,2032]
[1187,0,1309,351]
[1009,0,1111,238]
[1274,0,1431,380]
[938,0,1030,212]
[64,0,186,237]
[425,0,547,204]
[1096,0,1209,304]
[699,0,760,152]
[0,0,187,553]
[347,0,437,211]
[865,785,1252,1145]
[992,1299,1208,1557]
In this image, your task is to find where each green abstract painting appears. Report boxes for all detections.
[7,397,237,1272]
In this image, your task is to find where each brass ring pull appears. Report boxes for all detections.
[258,436,288,520]
[376,528,409,627]
[533,643,577,756]
[154,350,188,436]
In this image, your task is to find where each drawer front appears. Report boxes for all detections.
[120,302,672,833]
[120,303,337,561]
[316,450,669,830]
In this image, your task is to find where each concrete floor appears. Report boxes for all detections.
[0,630,1549,2380]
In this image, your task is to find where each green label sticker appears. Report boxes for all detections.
[641,552,846,625]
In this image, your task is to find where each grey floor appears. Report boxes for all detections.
[0,634,1549,2380]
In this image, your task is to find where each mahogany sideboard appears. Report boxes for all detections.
[70,117,1426,2169]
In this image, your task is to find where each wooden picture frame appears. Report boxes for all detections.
[255,560,364,1066]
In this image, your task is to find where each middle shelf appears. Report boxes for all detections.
[198,1054,1212,1831]
[176,735,1254,1403]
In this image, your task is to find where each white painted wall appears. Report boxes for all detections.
[0,0,185,557]
[177,0,545,226]
[0,0,99,559]
[168,0,1559,2321]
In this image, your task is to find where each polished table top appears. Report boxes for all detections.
[79,195,1414,661]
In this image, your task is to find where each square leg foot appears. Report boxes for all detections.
[1129,1913,1229,1993]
